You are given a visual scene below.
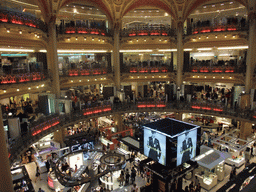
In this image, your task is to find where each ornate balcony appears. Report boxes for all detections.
[185,66,245,73]
[122,66,172,73]
[60,67,112,77]
[58,26,112,37]
[185,23,248,36]
[0,72,48,85]
[121,26,176,37]
[0,7,47,32]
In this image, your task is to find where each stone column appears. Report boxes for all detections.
[47,20,61,99]
[113,29,121,91]
[114,113,124,132]
[0,106,14,192]
[54,129,65,148]
[240,121,252,140]
[175,112,183,121]
[176,21,184,99]
[245,0,256,93]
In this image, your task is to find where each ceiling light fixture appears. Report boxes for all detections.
[197,48,212,51]
[19,30,22,34]
[217,46,248,50]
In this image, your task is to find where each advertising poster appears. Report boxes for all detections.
[177,129,197,166]
[144,128,166,165]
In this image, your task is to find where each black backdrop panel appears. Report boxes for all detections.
[103,87,114,99]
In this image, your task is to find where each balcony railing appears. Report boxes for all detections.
[185,23,248,36]
[185,66,245,73]
[121,26,176,37]
[122,66,172,73]
[58,26,112,37]
[0,72,48,85]
[0,7,47,32]
[8,100,256,164]
[60,67,112,77]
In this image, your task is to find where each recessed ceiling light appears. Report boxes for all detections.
[17,89,20,91]
[19,30,22,34]
[3,90,6,93]
[203,6,207,8]
[7,29,10,33]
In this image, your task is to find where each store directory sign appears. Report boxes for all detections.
[144,128,166,166]
[177,129,197,166]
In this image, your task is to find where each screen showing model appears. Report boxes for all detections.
[177,129,197,166]
[144,128,166,166]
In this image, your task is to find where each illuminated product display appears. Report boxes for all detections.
[177,129,197,166]
[144,128,166,166]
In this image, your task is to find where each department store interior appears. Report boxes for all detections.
[0,0,256,192]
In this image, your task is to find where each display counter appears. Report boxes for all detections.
[196,173,218,191]
[226,156,245,168]
[47,171,65,191]
[11,166,34,192]
[100,137,114,150]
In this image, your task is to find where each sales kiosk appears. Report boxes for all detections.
[141,118,201,192]
[192,146,231,191]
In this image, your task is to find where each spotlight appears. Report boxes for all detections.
[19,30,22,34]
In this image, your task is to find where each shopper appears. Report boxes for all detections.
[119,170,125,186]
[35,165,41,183]
[189,181,194,192]
[131,167,136,184]
[75,164,78,173]
[131,184,138,192]
[45,160,50,173]
[185,186,189,192]
[195,183,201,192]
[125,169,130,185]
[38,188,45,192]
[194,176,199,186]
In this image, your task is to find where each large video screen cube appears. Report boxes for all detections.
[144,128,166,166]
[142,118,200,167]
[177,129,197,166]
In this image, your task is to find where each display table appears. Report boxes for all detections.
[196,173,218,191]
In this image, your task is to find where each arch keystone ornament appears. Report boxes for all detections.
[176,0,185,4]
[114,0,123,5]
